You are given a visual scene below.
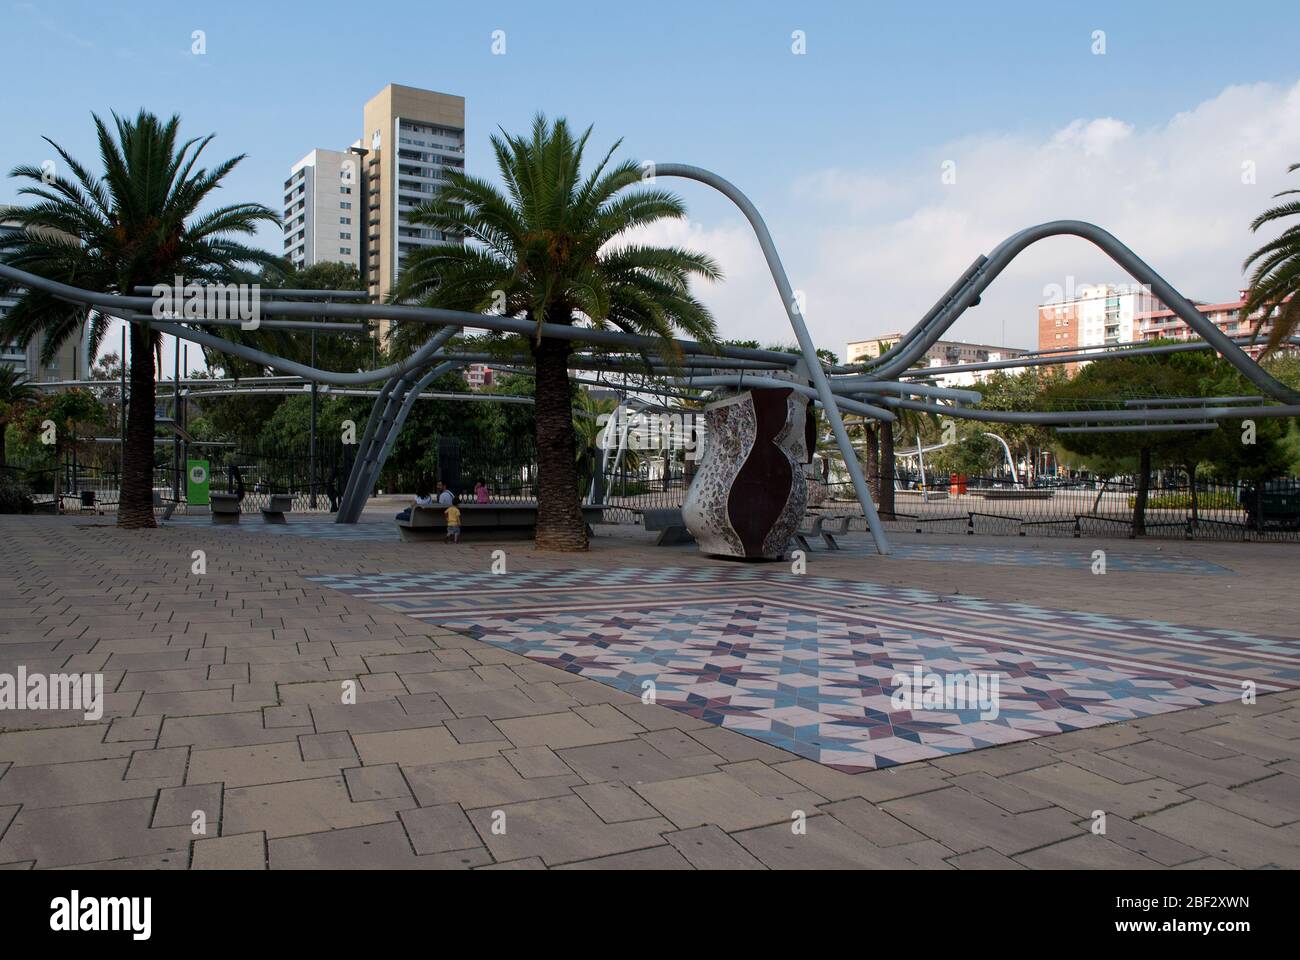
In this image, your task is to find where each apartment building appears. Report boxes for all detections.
[1137,289,1294,361]
[283,149,361,271]
[283,84,466,339]
[462,362,494,391]
[0,223,88,381]
[1037,283,1161,374]
[846,334,1028,387]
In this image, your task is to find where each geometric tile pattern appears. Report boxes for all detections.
[312,566,1298,773]
[858,540,1233,575]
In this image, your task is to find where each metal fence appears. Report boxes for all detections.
[812,475,1300,542]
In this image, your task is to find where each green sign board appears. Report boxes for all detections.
[187,459,210,506]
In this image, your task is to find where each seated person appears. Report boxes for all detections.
[435,481,454,505]
[396,483,435,521]
[474,480,489,504]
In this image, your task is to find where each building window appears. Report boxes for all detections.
[340,216,351,224]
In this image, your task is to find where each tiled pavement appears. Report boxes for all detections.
[1,514,1298,869]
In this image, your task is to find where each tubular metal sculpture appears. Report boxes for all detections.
[4,162,1299,556]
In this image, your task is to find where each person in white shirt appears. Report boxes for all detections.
[436,481,454,506]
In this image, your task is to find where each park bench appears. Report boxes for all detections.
[641,507,694,546]
[819,515,851,549]
[396,502,607,542]
[209,492,242,525]
[260,494,294,524]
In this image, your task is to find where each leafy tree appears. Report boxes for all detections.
[0,366,38,468]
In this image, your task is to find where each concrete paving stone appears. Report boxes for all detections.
[1184,721,1300,763]
[556,845,694,870]
[126,746,189,780]
[153,783,222,829]
[0,756,178,809]
[0,724,142,766]
[663,824,766,870]
[159,711,312,750]
[117,666,231,693]
[311,699,446,735]
[1170,857,1242,869]
[882,787,1081,856]
[473,856,546,870]
[1091,814,1206,865]
[345,763,412,801]
[1135,801,1300,869]
[395,693,455,720]
[269,821,436,869]
[403,667,520,697]
[948,771,1056,813]
[0,796,193,869]
[187,741,349,788]
[398,802,481,855]
[635,771,811,832]
[403,755,582,808]
[437,686,583,720]
[818,797,927,846]
[445,716,506,744]
[575,781,662,823]
[56,851,190,870]
[222,774,416,839]
[930,742,1059,777]
[503,746,574,780]
[352,727,504,767]
[495,711,638,751]
[106,715,163,743]
[1184,780,1300,827]
[136,688,274,717]
[707,763,826,816]
[0,804,17,843]
[1005,762,1189,819]
[572,703,644,733]
[466,794,672,867]
[946,847,1025,869]
[732,815,921,869]
[1050,748,1152,784]
[1014,835,1165,869]
[556,738,722,786]
[1039,723,1150,753]
[1101,740,1275,788]
[639,728,721,759]
[358,673,406,694]
[300,731,358,762]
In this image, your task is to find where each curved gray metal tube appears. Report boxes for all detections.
[863,221,1300,404]
[667,374,896,421]
[655,163,891,554]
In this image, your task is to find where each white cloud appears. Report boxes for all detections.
[628,79,1300,361]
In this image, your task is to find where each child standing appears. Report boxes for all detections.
[444,502,462,544]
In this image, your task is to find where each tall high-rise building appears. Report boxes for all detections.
[360,84,465,309]
[282,84,465,339]
[283,149,361,271]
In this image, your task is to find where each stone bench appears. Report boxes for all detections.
[641,508,694,546]
[396,502,607,542]
[261,494,294,524]
[210,492,242,524]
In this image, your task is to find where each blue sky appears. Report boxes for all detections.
[4,0,1300,362]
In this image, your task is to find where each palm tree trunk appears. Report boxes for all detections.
[863,424,880,502]
[1132,446,1151,537]
[531,335,587,551]
[118,326,156,529]
[878,424,896,515]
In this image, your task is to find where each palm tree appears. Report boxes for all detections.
[1242,162,1300,352]
[0,111,279,527]
[0,366,38,469]
[392,115,720,550]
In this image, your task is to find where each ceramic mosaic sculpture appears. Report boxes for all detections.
[682,386,814,559]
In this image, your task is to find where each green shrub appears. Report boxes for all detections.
[1128,491,1239,510]
[0,472,34,513]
